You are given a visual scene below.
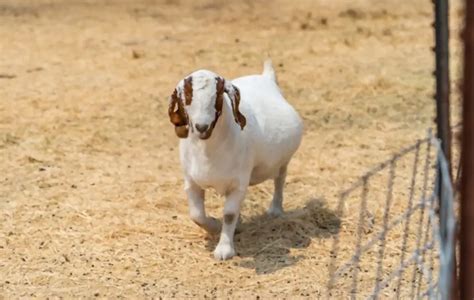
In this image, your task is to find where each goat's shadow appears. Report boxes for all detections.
[206,198,341,274]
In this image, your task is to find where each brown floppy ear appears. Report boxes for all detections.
[168,88,189,138]
[224,82,246,130]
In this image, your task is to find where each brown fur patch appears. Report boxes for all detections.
[215,77,224,113]
[232,88,246,129]
[168,89,187,126]
[174,125,189,138]
[224,213,235,225]
[168,88,189,138]
[210,77,225,129]
[183,76,193,105]
[227,85,246,130]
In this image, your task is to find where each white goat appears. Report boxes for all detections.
[168,60,303,260]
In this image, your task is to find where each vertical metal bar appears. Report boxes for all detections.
[460,0,474,298]
[434,0,457,298]
[434,0,452,172]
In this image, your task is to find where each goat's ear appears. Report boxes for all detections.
[224,82,246,130]
[168,88,189,138]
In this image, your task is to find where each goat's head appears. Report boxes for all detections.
[168,70,246,140]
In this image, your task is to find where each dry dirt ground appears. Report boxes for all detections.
[0,0,464,298]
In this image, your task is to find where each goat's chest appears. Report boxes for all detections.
[186,155,240,194]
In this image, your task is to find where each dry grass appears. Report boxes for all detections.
[0,0,463,298]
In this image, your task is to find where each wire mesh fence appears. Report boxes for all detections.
[326,130,456,299]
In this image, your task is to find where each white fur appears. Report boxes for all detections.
[176,60,303,260]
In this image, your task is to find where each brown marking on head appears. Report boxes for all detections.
[211,76,246,131]
[183,76,193,105]
[224,213,235,225]
[215,77,225,112]
[209,77,225,130]
[168,73,246,139]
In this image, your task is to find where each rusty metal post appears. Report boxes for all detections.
[433,0,457,298]
[460,0,474,298]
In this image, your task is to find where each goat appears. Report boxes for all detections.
[167,60,303,260]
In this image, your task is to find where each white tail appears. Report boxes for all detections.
[262,59,277,83]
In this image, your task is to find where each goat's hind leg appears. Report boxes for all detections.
[267,164,287,217]
[186,180,221,235]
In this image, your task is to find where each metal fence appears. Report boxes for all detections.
[326,131,456,299]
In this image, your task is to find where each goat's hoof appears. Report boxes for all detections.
[267,206,284,217]
[213,243,236,260]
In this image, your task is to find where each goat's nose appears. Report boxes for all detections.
[195,123,209,133]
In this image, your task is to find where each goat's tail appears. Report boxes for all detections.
[262,58,277,83]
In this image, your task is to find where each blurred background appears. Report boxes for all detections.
[0,0,464,298]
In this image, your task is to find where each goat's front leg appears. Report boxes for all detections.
[214,188,246,260]
[186,180,221,235]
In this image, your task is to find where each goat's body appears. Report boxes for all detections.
[180,65,303,194]
[176,60,303,260]
[234,74,303,186]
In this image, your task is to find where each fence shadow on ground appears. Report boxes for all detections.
[206,198,341,274]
